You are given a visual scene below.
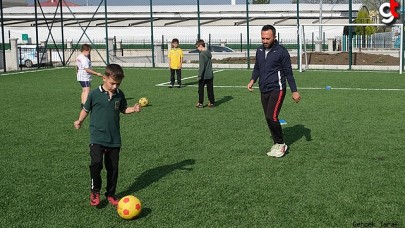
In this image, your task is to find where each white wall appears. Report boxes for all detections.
[5,25,344,45]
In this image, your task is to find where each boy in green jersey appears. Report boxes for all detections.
[74,64,141,206]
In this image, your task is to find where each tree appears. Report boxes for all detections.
[355,8,376,35]
[355,7,376,49]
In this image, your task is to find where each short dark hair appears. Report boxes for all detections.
[105,64,124,81]
[80,44,91,52]
[261,25,276,35]
[195,39,205,48]
[171,38,179,43]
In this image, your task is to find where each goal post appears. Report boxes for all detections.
[298,23,403,74]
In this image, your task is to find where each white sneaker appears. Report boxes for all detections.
[273,143,288,158]
[266,144,278,157]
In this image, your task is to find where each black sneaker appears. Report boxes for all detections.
[169,85,173,88]
[177,85,181,88]
[195,103,203,108]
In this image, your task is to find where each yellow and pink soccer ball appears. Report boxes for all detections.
[117,195,142,220]
[138,97,149,107]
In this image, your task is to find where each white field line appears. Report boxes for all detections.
[1,67,68,76]
[155,69,224,87]
[154,69,405,91]
[298,87,405,91]
[156,82,405,92]
[179,85,405,91]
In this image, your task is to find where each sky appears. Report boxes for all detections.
[26,0,258,6]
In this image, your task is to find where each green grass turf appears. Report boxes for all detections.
[0,68,404,227]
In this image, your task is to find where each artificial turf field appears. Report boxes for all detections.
[0,67,404,227]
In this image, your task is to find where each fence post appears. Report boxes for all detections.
[161,35,165,63]
[240,33,242,52]
[245,0,250,69]
[327,38,334,52]
[107,37,114,62]
[8,38,19,71]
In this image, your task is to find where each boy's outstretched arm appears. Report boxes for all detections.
[85,68,103,77]
[124,103,141,114]
[74,109,89,129]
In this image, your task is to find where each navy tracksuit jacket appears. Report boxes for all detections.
[251,41,297,93]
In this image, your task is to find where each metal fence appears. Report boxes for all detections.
[0,1,404,73]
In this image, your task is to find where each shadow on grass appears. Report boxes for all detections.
[283,124,312,152]
[215,95,233,107]
[119,159,196,197]
[136,207,152,220]
[183,80,199,86]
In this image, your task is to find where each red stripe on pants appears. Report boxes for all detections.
[273,90,284,122]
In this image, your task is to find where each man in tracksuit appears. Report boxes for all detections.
[247,25,301,158]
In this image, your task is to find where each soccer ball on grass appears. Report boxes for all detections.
[138,97,149,107]
[117,195,142,220]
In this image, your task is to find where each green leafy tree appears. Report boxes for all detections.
[361,0,391,32]
[355,8,376,35]
[355,8,376,49]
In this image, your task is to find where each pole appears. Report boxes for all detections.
[150,0,155,67]
[400,0,405,74]
[348,0,352,70]
[297,0,300,69]
[1,0,7,72]
[104,0,109,64]
[60,0,66,66]
[197,0,201,40]
[161,34,165,63]
[240,33,242,52]
[401,24,403,74]
[34,0,40,69]
[246,0,250,69]
[319,0,322,41]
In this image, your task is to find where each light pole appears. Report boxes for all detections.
[400,0,405,70]
[297,0,300,69]
[246,0,250,69]
[319,0,322,42]
[197,0,200,40]
[104,0,109,64]
[349,0,352,70]
[150,0,155,67]
[1,0,6,72]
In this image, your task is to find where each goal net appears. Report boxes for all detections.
[299,24,403,74]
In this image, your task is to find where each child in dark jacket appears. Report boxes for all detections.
[195,39,215,108]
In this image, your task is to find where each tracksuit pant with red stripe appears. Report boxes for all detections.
[261,89,286,144]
